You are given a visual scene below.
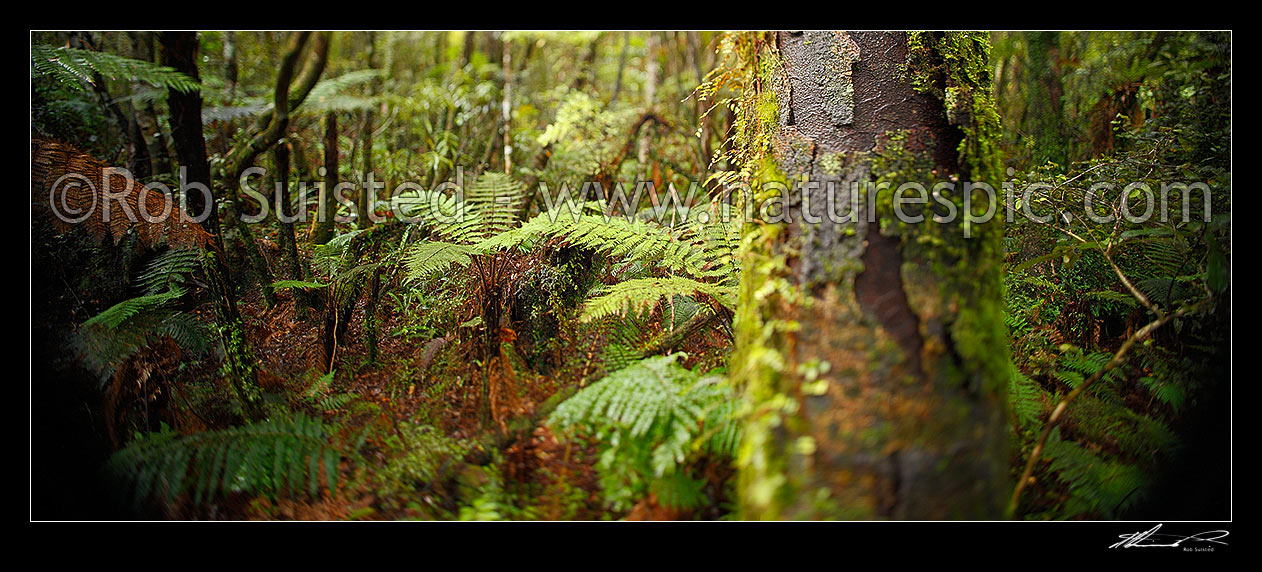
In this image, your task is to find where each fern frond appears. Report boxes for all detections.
[549,353,738,479]
[305,69,383,102]
[106,413,341,508]
[581,277,734,322]
[1043,428,1149,519]
[202,103,268,123]
[136,247,201,296]
[271,279,329,290]
[1009,369,1049,429]
[403,241,478,283]
[312,230,366,276]
[83,289,185,330]
[32,44,199,93]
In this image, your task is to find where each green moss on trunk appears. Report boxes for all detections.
[730,31,1012,520]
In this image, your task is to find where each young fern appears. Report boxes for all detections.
[135,247,202,296]
[1009,368,1049,430]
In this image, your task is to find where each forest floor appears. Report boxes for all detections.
[184,235,729,521]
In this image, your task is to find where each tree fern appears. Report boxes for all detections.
[31,44,199,93]
[106,413,342,509]
[312,230,366,276]
[400,172,528,245]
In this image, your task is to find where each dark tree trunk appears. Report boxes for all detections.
[274,142,310,316]
[310,112,339,245]
[357,31,377,230]
[127,31,174,175]
[158,31,262,418]
[222,30,239,101]
[733,31,1010,520]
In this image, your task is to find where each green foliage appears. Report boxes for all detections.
[455,460,539,521]
[582,277,732,323]
[1041,428,1149,519]
[399,172,529,284]
[548,353,738,512]
[31,44,199,93]
[403,242,476,283]
[270,279,329,290]
[1008,369,1048,430]
[303,69,385,114]
[135,248,202,296]
[374,423,468,503]
[312,230,367,276]
[74,248,211,385]
[106,413,342,508]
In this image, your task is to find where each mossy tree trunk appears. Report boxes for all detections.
[732,31,1011,520]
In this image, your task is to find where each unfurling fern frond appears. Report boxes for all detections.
[31,44,200,93]
[548,353,738,510]
[105,413,342,508]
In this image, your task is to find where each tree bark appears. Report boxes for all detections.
[158,31,263,418]
[733,31,1010,520]
[219,31,328,308]
[501,35,513,174]
[357,31,378,230]
[611,32,631,102]
[310,112,339,245]
[637,32,659,175]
